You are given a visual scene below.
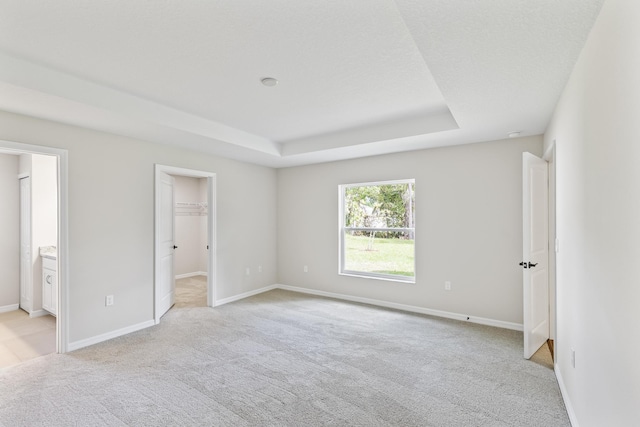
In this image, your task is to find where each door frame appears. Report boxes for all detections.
[154,164,216,323]
[0,139,69,353]
[19,176,32,312]
[542,141,557,362]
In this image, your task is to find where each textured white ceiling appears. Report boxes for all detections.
[0,0,603,167]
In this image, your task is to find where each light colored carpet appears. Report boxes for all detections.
[174,275,207,309]
[0,289,569,426]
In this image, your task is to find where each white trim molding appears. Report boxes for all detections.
[213,283,522,331]
[67,320,155,352]
[175,271,208,279]
[0,139,69,354]
[154,164,217,324]
[65,283,524,353]
[276,284,523,331]
[28,309,50,318]
[215,285,278,307]
[0,304,19,314]
[555,365,579,426]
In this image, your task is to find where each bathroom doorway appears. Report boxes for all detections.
[0,141,68,368]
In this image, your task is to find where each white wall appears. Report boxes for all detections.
[0,154,19,309]
[198,177,208,273]
[0,110,277,345]
[173,175,207,277]
[30,154,58,312]
[277,136,542,325]
[544,0,640,424]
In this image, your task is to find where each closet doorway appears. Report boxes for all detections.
[154,165,216,323]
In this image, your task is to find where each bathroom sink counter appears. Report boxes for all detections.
[40,246,57,260]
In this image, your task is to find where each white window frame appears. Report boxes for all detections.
[339,179,415,283]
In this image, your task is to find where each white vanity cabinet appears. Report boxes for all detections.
[41,255,57,316]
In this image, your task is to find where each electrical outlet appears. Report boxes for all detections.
[105,295,114,306]
[303,265,308,273]
[445,281,451,291]
[258,265,262,273]
[245,268,250,276]
[571,348,576,368]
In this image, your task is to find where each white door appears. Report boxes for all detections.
[19,177,32,312]
[522,152,549,359]
[157,172,176,320]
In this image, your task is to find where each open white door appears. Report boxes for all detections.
[155,165,216,314]
[156,171,176,321]
[19,177,32,312]
[522,152,549,359]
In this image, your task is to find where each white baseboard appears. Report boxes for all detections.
[214,283,523,331]
[29,309,50,318]
[0,303,19,314]
[175,271,208,279]
[67,319,155,352]
[276,284,524,331]
[555,364,578,426]
[215,284,278,307]
[65,282,522,354]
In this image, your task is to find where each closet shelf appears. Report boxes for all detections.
[175,201,208,216]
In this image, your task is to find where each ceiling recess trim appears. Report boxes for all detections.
[0,52,281,156]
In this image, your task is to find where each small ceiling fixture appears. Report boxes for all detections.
[261,77,278,87]
[508,131,522,138]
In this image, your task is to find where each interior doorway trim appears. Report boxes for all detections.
[0,139,69,353]
[543,139,557,366]
[154,164,216,324]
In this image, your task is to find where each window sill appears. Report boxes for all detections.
[339,271,416,284]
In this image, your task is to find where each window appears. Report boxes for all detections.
[339,179,415,283]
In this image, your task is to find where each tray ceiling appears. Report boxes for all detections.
[0,0,603,167]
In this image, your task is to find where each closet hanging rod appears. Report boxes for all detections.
[175,202,207,207]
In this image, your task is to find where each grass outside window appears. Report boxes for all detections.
[343,233,415,277]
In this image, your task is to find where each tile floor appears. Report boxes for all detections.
[1,275,203,370]
[0,309,56,370]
